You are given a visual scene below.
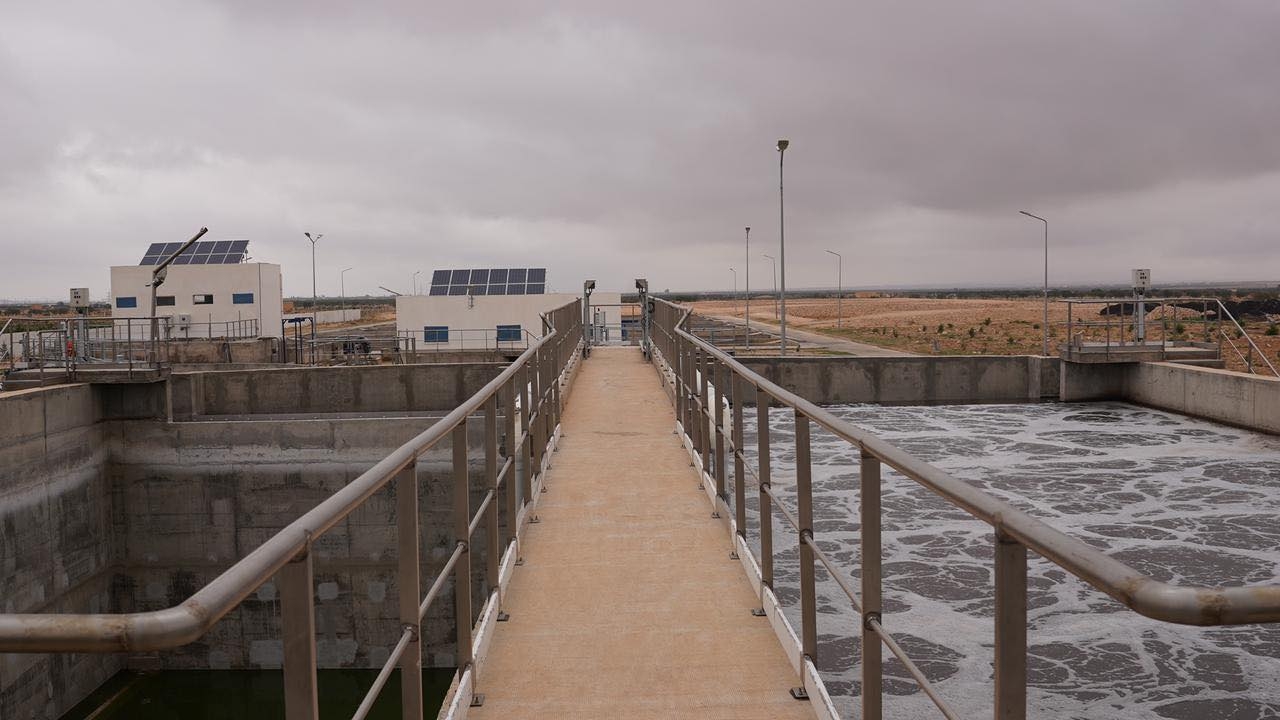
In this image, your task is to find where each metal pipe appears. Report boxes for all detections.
[777,139,789,355]
[756,385,773,588]
[731,373,746,539]
[452,423,474,682]
[396,465,423,719]
[861,450,883,720]
[794,411,817,665]
[867,618,962,720]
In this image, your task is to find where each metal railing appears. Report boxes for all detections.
[1062,297,1279,376]
[0,299,583,720]
[648,297,1280,719]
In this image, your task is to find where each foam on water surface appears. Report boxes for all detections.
[737,401,1280,719]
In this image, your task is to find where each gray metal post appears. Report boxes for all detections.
[714,360,727,505]
[995,530,1028,720]
[745,226,751,351]
[485,395,500,599]
[520,364,532,507]
[778,139,789,355]
[860,450,883,720]
[699,350,711,474]
[505,379,519,545]
[396,465,423,719]
[795,412,816,664]
[731,373,746,538]
[279,551,319,720]
[452,424,474,679]
[757,386,773,589]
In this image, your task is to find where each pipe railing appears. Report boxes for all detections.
[648,297,1280,720]
[0,299,583,720]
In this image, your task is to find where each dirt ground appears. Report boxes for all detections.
[694,296,1280,374]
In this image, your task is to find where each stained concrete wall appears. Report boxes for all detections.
[1060,361,1280,434]
[740,355,1060,405]
[107,416,511,672]
[170,362,504,418]
[0,361,522,717]
[169,338,278,365]
[0,385,121,720]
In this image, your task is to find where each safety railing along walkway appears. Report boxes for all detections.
[0,300,583,720]
[648,297,1280,720]
[460,345,813,719]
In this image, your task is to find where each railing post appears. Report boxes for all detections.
[279,549,319,720]
[860,450,883,720]
[794,412,817,675]
[531,349,544,479]
[520,363,533,506]
[757,386,773,589]
[675,336,686,432]
[504,379,519,546]
[713,359,727,506]
[731,374,746,539]
[995,530,1028,720]
[699,349,711,476]
[396,464,423,720]
[452,423,475,683]
[485,395,500,601]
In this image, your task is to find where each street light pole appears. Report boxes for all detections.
[304,232,323,337]
[1019,210,1050,355]
[340,267,353,322]
[763,254,777,321]
[825,249,842,330]
[412,271,422,296]
[729,267,737,321]
[777,139,790,355]
[745,226,751,351]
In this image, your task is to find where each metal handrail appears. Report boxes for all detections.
[0,298,583,719]
[649,297,1280,720]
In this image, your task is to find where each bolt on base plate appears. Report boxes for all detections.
[751,608,767,617]
[470,693,486,707]
[789,687,810,701]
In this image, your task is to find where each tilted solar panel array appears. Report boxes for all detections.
[139,240,249,266]
[428,268,547,296]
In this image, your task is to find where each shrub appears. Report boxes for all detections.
[1267,324,1279,336]
[983,317,992,326]
[968,328,976,338]
[1032,323,1040,330]
[937,324,945,334]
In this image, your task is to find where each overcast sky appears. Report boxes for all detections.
[3,1,1279,299]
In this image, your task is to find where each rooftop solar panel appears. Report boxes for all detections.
[450,269,469,284]
[426,267,549,295]
[528,268,546,283]
[139,239,248,265]
[469,269,489,284]
[432,270,451,284]
[428,286,448,296]
[527,283,546,294]
[508,268,527,283]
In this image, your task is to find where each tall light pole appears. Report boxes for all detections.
[744,226,751,351]
[412,271,422,296]
[304,232,323,336]
[1019,210,1050,355]
[729,267,738,339]
[763,254,778,320]
[825,249,842,329]
[340,267,353,322]
[777,139,790,355]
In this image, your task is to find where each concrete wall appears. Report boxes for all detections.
[1058,361,1280,434]
[106,416,511,672]
[169,338,278,365]
[740,355,1060,405]
[111,262,283,339]
[0,385,121,720]
[169,363,504,418]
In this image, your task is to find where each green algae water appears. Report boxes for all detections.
[61,669,456,720]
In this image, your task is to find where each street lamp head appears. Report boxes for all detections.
[745,226,751,235]
[776,139,789,152]
[825,249,840,258]
[1019,210,1046,223]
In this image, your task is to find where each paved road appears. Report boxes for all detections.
[470,347,812,719]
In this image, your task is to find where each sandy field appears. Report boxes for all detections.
[694,296,1280,374]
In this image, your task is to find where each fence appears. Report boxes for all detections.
[647,297,1280,719]
[1062,296,1278,376]
[0,299,583,720]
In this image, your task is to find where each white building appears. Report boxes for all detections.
[110,240,282,339]
[395,268,623,350]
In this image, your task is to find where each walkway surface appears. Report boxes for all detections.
[470,346,812,720]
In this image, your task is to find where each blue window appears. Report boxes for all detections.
[496,324,522,342]
[115,296,138,309]
[424,326,449,343]
[232,292,254,304]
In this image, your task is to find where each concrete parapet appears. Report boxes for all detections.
[740,355,1060,405]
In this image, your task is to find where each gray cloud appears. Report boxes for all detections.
[2,1,1279,300]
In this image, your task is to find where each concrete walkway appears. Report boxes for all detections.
[469,346,812,720]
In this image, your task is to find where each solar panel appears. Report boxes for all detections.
[427,268,548,295]
[139,239,249,265]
